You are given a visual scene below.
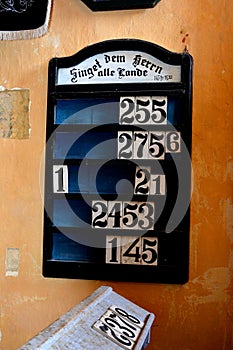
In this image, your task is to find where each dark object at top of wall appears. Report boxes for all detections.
[0,0,52,40]
[81,0,161,11]
[0,0,50,31]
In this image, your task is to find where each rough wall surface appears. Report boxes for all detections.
[0,1,232,349]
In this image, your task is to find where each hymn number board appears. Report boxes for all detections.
[43,39,193,283]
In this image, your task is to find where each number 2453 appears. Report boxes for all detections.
[92,201,154,231]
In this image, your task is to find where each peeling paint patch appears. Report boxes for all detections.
[6,248,20,277]
[185,268,231,305]
[227,158,233,181]
[226,198,233,239]
[190,223,202,273]
[33,47,39,56]
[45,35,60,50]
[0,89,30,139]
[220,197,233,239]
[225,198,233,270]
[14,296,47,305]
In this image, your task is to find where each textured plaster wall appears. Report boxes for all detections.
[0,89,30,139]
[0,1,232,349]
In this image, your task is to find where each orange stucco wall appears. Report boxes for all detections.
[0,1,232,349]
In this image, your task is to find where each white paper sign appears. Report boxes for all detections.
[57,51,181,85]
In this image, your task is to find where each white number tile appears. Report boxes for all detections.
[106,236,121,264]
[93,320,135,350]
[150,96,168,125]
[133,131,149,159]
[117,131,133,159]
[107,201,122,229]
[134,96,151,124]
[53,165,68,193]
[91,200,108,229]
[100,310,141,341]
[119,96,135,125]
[121,236,141,265]
[141,237,158,266]
[109,305,145,329]
[148,131,165,160]
[150,174,166,195]
[138,202,155,231]
[134,166,151,195]
[165,131,181,153]
[122,202,139,230]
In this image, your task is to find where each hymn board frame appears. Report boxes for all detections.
[43,39,193,284]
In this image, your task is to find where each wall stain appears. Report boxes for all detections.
[185,267,231,305]
[0,89,30,139]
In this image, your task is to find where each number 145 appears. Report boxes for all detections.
[106,235,158,265]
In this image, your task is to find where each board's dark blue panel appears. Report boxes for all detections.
[68,161,135,194]
[56,98,119,125]
[54,131,117,159]
[52,233,101,262]
[53,199,91,228]
[94,161,135,194]
[168,97,181,126]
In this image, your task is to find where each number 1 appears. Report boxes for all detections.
[53,165,68,193]
[106,236,121,264]
[150,174,166,195]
